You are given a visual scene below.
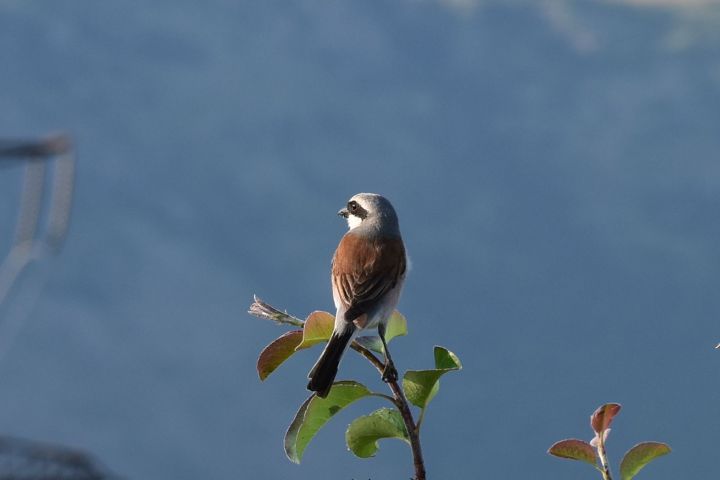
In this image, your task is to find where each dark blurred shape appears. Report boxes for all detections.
[0,435,118,480]
[0,133,75,305]
[0,134,72,163]
[0,135,116,477]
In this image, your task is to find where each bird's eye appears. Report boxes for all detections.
[348,202,357,212]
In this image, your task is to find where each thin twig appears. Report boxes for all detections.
[248,295,305,327]
[597,434,613,480]
[416,405,428,432]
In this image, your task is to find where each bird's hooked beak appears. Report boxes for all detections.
[337,208,349,218]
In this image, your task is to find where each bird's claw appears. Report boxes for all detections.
[382,363,398,383]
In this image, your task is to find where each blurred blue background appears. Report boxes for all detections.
[1,0,719,478]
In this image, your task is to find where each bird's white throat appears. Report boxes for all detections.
[346,214,362,230]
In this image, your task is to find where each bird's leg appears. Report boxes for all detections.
[378,323,397,383]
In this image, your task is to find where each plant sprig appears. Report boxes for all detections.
[548,403,671,480]
[249,296,461,480]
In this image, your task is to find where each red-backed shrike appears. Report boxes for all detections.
[307,193,407,398]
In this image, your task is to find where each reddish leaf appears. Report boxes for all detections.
[296,311,335,349]
[591,403,621,434]
[548,439,598,466]
[257,330,303,381]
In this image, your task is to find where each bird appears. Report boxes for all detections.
[307,193,407,398]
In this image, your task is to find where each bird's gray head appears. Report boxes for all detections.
[337,193,400,234]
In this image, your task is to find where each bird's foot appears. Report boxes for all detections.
[382,363,398,383]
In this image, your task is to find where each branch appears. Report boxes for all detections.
[350,343,426,479]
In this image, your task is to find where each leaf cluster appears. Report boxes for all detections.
[251,297,461,464]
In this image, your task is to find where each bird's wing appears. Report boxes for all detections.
[332,233,406,322]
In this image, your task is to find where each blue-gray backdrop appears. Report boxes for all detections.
[1,1,718,479]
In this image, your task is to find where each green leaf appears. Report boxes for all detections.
[591,403,621,435]
[256,330,303,381]
[385,310,408,342]
[403,370,441,408]
[295,311,335,350]
[402,346,462,408]
[353,336,384,353]
[434,345,462,370]
[346,408,410,458]
[352,310,408,354]
[619,442,671,480]
[284,381,371,463]
[548,439,598,466]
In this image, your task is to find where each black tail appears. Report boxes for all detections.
[307,326,355,398]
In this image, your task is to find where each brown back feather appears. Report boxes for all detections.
[332,233,406,322]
